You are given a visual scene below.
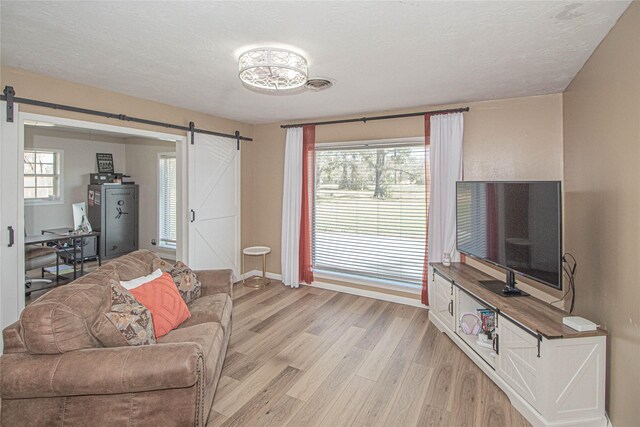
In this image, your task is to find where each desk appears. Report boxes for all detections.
[26,231,101,280]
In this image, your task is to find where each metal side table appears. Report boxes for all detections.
[241,246,271,288]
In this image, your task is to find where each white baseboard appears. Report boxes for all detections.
[241,270,280,280]
[243,270,426,308]
[311,280,425,308]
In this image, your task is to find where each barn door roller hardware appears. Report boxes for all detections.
[0,86,253,144]
[4,86,15,122]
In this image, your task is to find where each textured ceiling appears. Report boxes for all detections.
[0,1,632,124]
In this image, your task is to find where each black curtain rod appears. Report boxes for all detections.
[0,86,253,142]
[280,107,470,129]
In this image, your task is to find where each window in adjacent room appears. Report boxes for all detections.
[24,148,63,204]
[313,138,428,290]
[158,153,177,249]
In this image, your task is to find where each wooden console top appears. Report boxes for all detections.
[431,262,607,339]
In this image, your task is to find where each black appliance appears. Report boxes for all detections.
[456,181,562,296]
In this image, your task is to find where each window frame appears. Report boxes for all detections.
[23,147,64,206]
[312,137,427,292]
[158,152,177,251]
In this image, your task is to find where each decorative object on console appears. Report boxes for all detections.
[443,252,451,266]
[91,277,156,347]
[459,312,482,335]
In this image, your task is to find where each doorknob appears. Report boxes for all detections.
[190,209,196,223]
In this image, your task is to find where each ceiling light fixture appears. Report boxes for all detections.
[238,47,308,94]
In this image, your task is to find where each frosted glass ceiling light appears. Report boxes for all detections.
[238,48,308,94]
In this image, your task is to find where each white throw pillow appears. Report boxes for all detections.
[120,269,163,290]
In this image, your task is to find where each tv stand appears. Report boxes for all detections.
[479,270,529,297]
[429,262,607,427]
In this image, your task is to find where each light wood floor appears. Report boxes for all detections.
[209,281,530,427]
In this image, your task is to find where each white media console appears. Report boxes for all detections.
[429,263,607,427]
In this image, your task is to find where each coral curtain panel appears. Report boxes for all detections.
[299,125,316,284]
[422,114,431,305]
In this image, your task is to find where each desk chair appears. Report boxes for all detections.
[25,245,58,296]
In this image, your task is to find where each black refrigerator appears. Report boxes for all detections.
[87,184,139,259]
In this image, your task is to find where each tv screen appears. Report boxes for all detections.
[456,181,562,289]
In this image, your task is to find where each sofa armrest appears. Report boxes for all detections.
[1,342,204,399]
[195,269,233,299]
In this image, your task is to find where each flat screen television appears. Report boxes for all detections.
[456,181,562,296]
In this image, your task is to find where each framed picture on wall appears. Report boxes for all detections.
[96,153,114,173]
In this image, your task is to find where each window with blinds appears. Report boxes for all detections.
[24,148,63,204]
[314,140,428,287]
[159,154,177,249]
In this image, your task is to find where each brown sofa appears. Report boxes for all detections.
[1,250,233,426]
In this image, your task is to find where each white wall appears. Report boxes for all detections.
[24,127,126,234]
[124,137,176,258]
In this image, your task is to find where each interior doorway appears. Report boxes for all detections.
[17,112,188,308]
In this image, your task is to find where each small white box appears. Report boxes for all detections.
[563,316,597,332]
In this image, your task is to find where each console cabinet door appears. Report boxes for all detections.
[432,273,455,330]
[496,315,541,412]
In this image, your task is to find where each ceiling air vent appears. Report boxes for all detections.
[305,78,334,91]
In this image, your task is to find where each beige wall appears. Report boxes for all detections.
[0,66,255,254]
[563,2,640,425]
[246,94,564,300]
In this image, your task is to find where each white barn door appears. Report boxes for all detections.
[187,133,240,278]
[0,102,24,344]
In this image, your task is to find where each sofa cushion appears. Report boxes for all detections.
[19,272,118,354]
[152,259,202,304]
[179,293,232,332]
[91,278,156,347]
[2,321,28,354]
[158,322,224,386]
[106,250,159,281]
[70,264,117,286]
[130,273,191,338]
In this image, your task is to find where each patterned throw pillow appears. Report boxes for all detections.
[152,259,202,304]
[92,278,156,347]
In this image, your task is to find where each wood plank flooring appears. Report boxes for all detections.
[209,281,530,427]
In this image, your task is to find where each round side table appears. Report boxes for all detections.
[242,246,272,288]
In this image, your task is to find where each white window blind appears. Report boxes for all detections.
[24,148,62,203]
[314,141,428,286]
[159,154,177,249]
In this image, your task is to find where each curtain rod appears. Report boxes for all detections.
[1,86,253,143]
[280,107,469,129]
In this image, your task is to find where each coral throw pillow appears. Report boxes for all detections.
[130,272,190,338]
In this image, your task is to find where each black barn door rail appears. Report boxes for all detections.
[1,86,252,146]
